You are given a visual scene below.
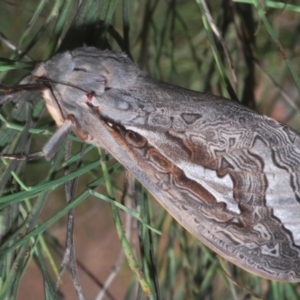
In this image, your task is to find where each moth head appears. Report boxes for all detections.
[34,47,140,94]
[32,47,141,126]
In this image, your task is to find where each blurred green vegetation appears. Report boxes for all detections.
[0,1,300,299]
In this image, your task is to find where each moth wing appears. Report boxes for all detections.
[100,90,300,282]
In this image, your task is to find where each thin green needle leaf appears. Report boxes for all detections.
[89,190,161,235]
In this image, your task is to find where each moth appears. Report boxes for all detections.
[2,47,300,282]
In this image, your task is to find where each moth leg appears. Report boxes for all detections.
[43,118,73,161]
[120,170,130,205]
[1,119,73,162]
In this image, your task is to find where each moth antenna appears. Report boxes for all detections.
[36,77,91,94]
[0,80,46,105]
[0,83,46,94]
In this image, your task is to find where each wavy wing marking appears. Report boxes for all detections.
[122,100,300,282]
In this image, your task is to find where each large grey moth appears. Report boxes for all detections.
[2,47,300,282]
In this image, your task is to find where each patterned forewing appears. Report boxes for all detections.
[107,86,300,281]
